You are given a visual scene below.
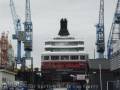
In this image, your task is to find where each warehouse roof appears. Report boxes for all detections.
[88,59,110,70]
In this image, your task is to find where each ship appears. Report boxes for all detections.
[41,18,89,89]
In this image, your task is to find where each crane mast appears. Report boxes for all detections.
[24,0,32,57]
[107,0,120,59]
[10,0,22,64]
[23,0,33,69]
[96,0,105,59]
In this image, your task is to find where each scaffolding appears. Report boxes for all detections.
[0,32,14,69]
[0,32,8,67]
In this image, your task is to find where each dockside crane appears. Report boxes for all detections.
[23,0,33,69]
[10,0,33,70]
[107,0,120,59]
[96,0,105,58]
[10,0,22,64]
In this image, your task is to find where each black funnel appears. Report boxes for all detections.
[58,18,70,36]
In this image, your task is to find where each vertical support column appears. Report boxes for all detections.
[99,64,102,90]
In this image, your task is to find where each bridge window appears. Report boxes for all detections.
[80,55,85,60]
[51,56,59,60]
[70,55,78,60]
[61,56,69,60]
[44,56,49,60]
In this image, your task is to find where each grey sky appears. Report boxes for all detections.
[0,0,116,68]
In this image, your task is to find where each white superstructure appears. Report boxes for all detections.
[41,36,88,61]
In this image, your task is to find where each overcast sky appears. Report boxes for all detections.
[0,0,116,68]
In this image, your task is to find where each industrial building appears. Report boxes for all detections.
[0,69,16,89]
[41,18,89,88]
[88,59,114,90]
[110,40,120,71]
[109,40,120,89]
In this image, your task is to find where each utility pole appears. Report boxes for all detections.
[99,64,102,90]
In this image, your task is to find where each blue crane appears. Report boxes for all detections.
[23,0,33,69]
[10,0,22,64]
[10,0,33,70]
[107,0,120,59]
[24,0,33,57]
[96,0,105,58]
